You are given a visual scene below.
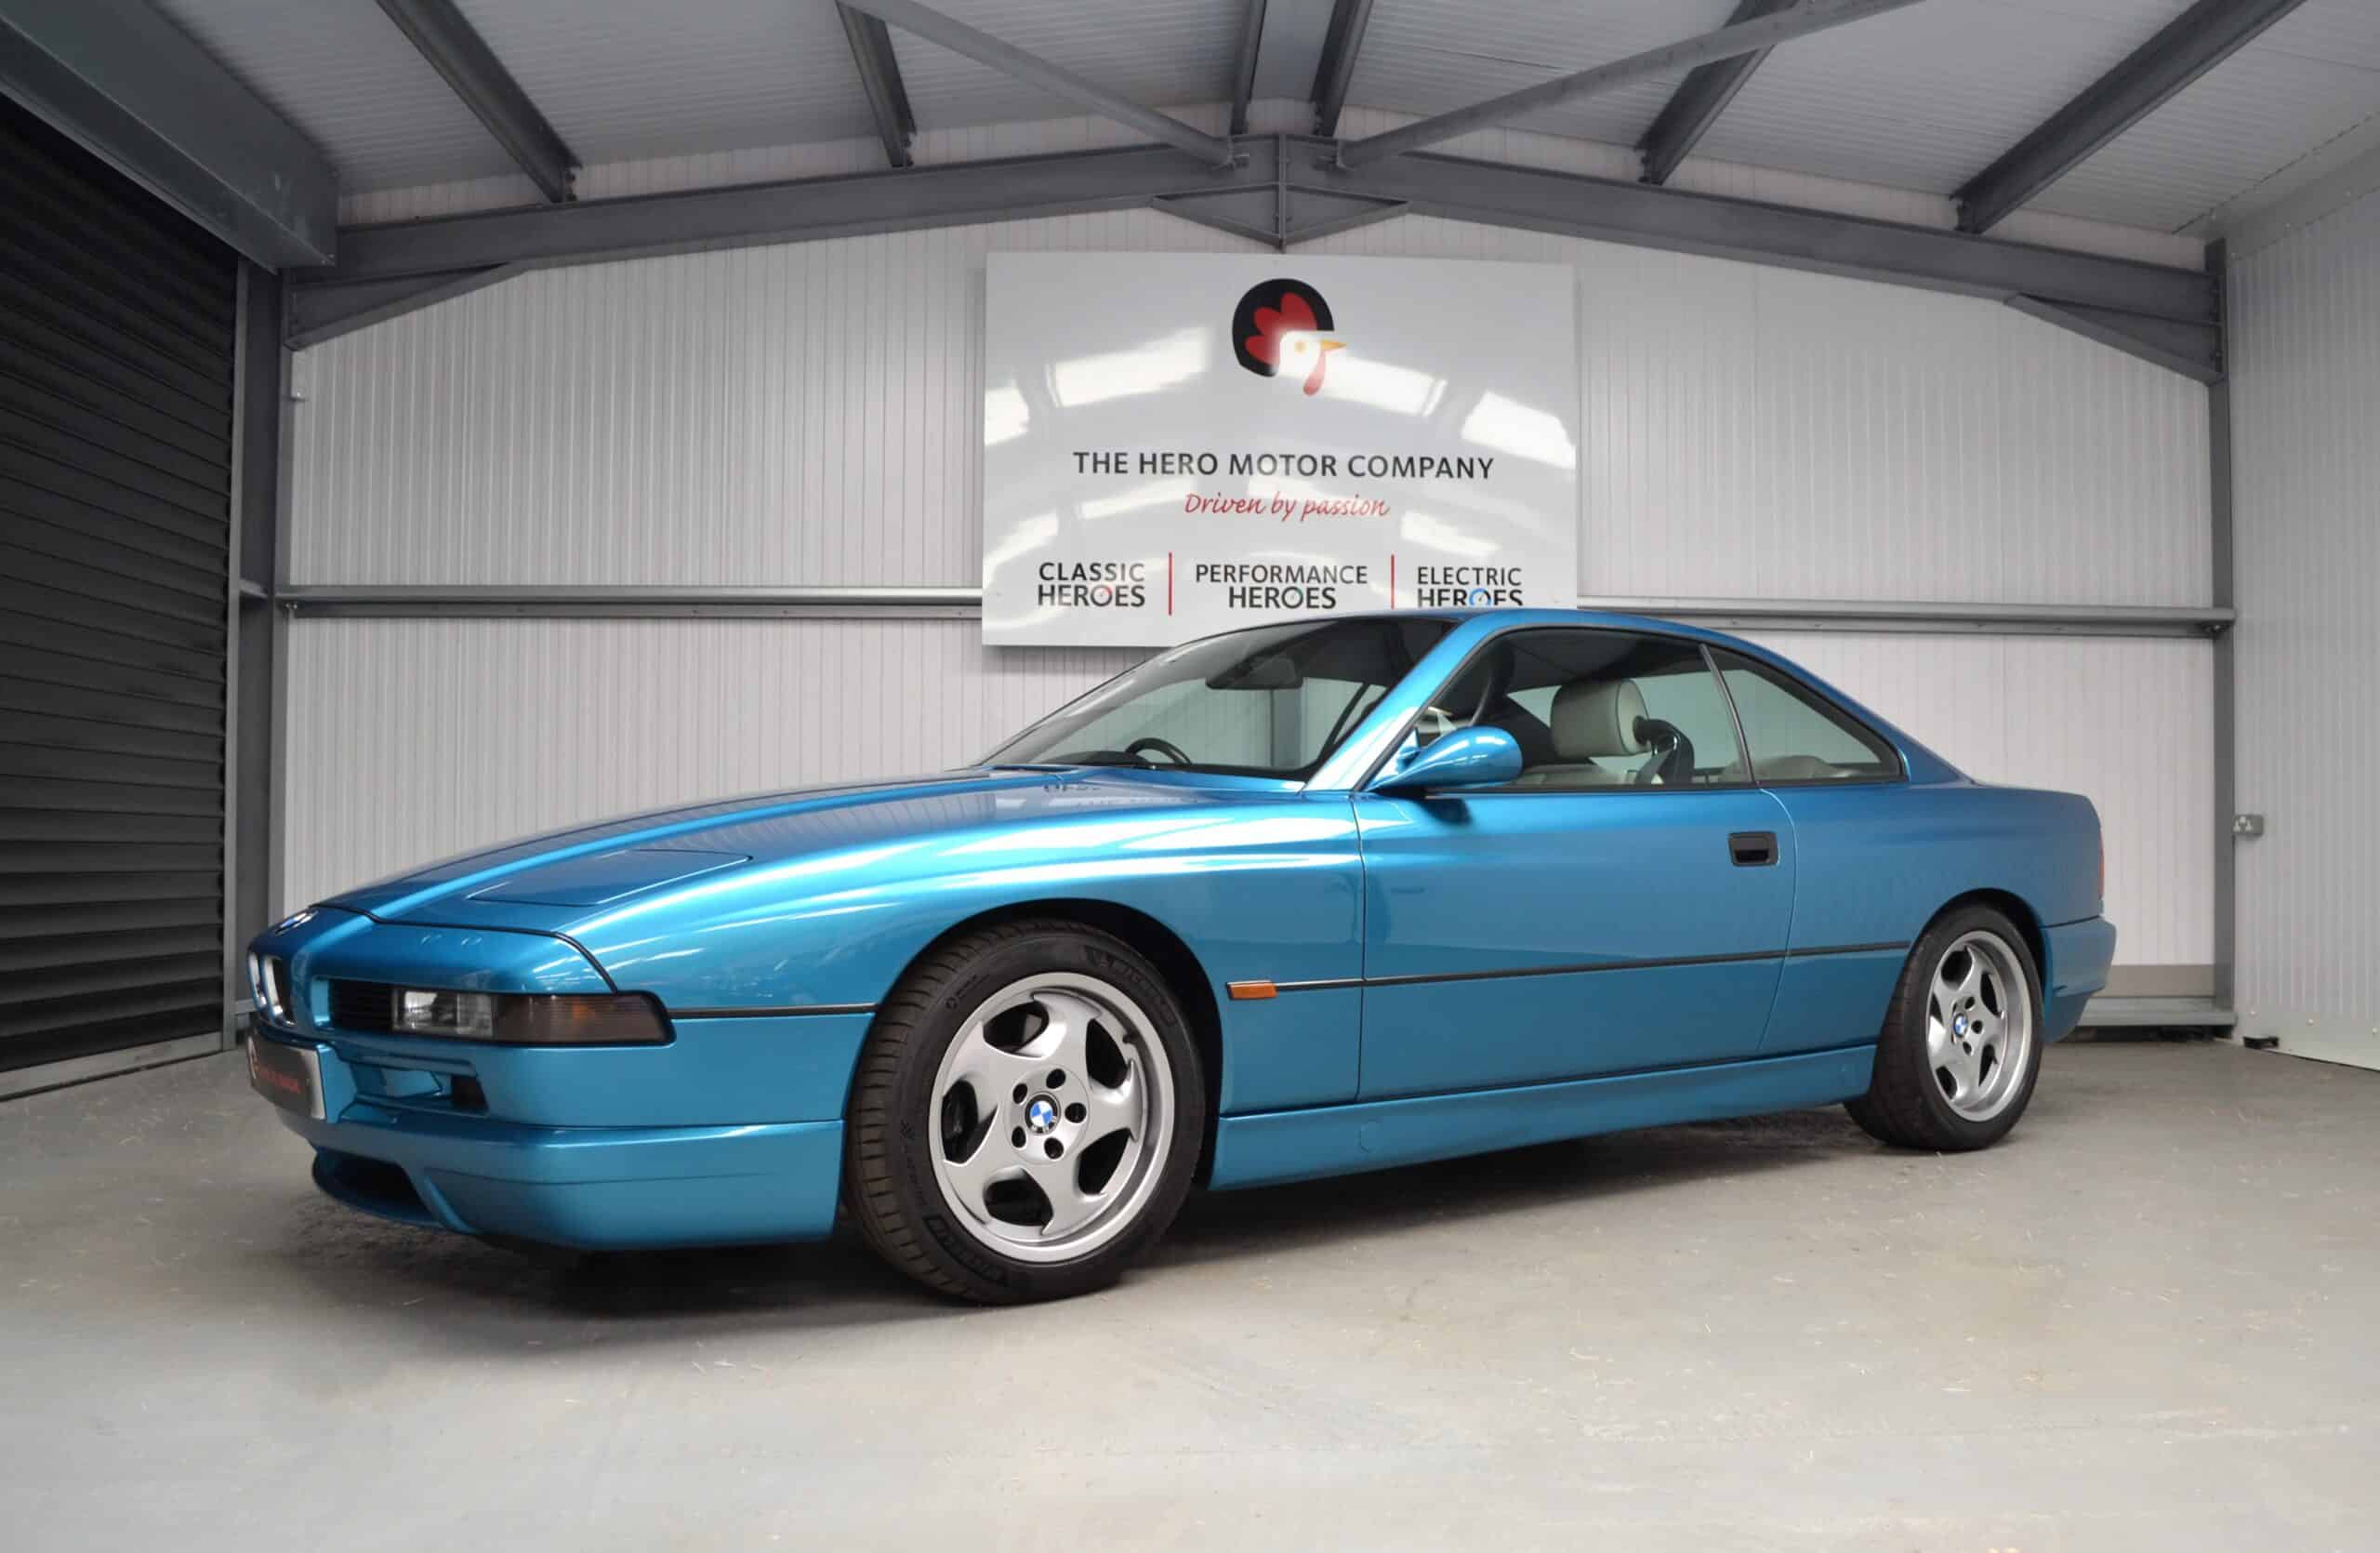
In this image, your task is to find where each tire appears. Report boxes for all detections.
[1846,905,2043,1152]
[843,920,1207,1304]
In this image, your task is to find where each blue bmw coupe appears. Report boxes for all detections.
[246,609,2114,1302]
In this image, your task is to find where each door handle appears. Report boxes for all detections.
[1728,830,1778,868]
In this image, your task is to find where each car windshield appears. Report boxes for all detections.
[985,617,1452,777]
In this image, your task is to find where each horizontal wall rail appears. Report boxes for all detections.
[1579,596,2235,637]
[279,585,2232,636]
[277,585,985,619]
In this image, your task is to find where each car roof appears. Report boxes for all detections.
[1325,605,1760,652]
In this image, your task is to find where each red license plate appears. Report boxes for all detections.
[247,1034,323,1119]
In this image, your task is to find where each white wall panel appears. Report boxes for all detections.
[281,619,2210,970]
[293,215,2209,607]
[286,158,2215,977]
[1742,631,2214,969]
[282,617,1134,911]
[288,210,1265,589]
[2227,183,2380,1065]
[1293,216,2209,606]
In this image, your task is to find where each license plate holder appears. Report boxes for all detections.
[247,1033,324,1120]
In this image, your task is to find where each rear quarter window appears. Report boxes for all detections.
[1712,649,1901,784]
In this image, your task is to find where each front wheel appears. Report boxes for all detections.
[843,921,1206,1304]
[1846,906,2043,1151]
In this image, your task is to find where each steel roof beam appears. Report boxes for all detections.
[1310,0,1373,137]
[1636,0,1794,186]
[373,0,577,203]
[286,264,524,349]
[1326,143,2215,327]
[306,143,1271,282]
[842,0,1233,166]
[1953,0,2309,234]
[297,136,2215,356]
[838,3,917,167]
[1339,0,1927,168]
[2003,295,2222,384]
[0,0,337,266]
[1230,0,1266,137]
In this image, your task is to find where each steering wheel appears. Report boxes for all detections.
[1125,736,1194,766]
[1631,718,1696,787]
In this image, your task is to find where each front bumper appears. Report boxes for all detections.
[249,1011,868,1250]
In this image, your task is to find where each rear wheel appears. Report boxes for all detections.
[843,921,1205,1303]
[1847,905,2042,1151]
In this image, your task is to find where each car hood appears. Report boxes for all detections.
[321,768,1288,930]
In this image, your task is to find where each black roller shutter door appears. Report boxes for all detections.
[0,96,236,1075]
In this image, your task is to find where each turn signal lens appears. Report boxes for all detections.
[390,988,669,1045]
[494,993,670,1046]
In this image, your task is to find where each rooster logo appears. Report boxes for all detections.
[1232,278,1343,397]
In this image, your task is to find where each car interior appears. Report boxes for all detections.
[1413,630,1898,790]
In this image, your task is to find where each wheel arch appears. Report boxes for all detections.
[1924,888,2048,993]
[876,897,1225,1179]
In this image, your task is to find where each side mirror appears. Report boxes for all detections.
[1369,725,1524,794]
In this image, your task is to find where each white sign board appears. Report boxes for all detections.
[982,253,1578,646]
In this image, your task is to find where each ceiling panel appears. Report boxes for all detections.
[449,0,879,165]
[145,0,2380,240]
[885,0,1243,130]
[2032,23,2380,229]
[1342,0,1739,147]
[2252,0,2380,73]
[1691,0,2194,196]
[151,0,517,190]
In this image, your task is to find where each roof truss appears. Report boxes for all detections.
[372,0,577,203]
[1954,0,2311,234]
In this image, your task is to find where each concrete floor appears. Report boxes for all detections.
[3,1042,2374,1551]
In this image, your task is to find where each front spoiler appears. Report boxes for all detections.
[255,1029,843,1250]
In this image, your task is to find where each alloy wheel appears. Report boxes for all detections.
[927,972,1176,1263]
[1925,929,2034,1122]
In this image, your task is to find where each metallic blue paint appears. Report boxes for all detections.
[1369,723,1524,791]
[2043,916,2118,1040]
[247,608,2116,1254]
[1210,1044,1880,1189]
[1352,786,1796,1095]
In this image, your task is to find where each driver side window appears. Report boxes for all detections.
[1422,630,1751,790]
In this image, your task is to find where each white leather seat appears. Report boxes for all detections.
[1754,753,1849,781]
[1511,678,1646,788]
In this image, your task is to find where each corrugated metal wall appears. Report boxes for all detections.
[282,617,1132,907]
[284,205,2215,971]
[1741,632,2213,971]
[291,209,2211,602]
[281,617,2214,969]
[2228,185,2380,1068]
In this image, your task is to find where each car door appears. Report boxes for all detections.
[1353,627,1797,1099]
